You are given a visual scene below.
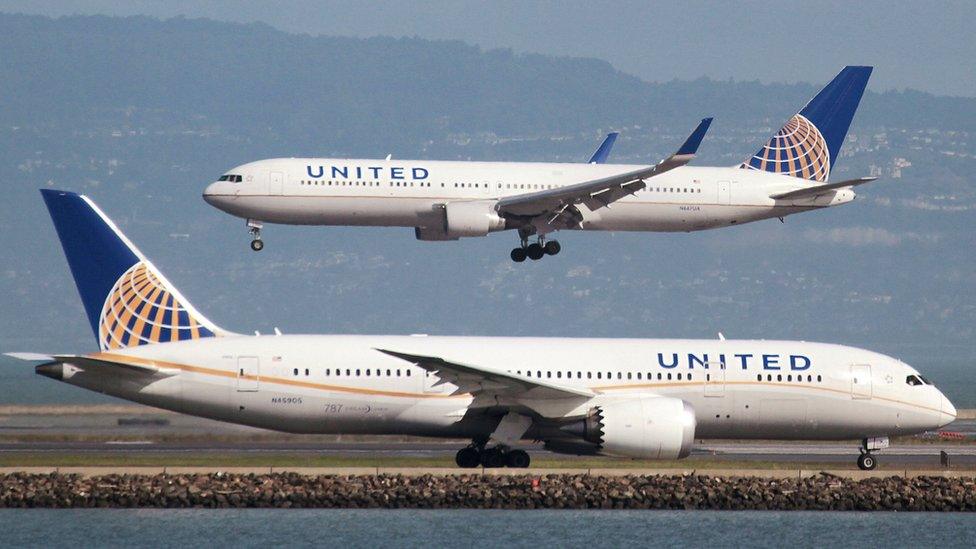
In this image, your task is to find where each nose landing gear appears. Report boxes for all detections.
[247,219,264,252]
[510,230,560,262]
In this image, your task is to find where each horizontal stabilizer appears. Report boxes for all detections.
[769,176,878,200]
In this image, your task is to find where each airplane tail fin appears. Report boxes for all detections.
[740,66,872,182]
[40,189,226,351]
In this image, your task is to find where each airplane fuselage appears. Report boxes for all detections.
[44,334,953,442]
[203,159,855,236]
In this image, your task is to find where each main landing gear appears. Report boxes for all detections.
[247,219,264,251]
[455,443,531,469]
[856,436,889,470]
[511,230,560,263]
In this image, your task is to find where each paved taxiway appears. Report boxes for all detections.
[1,407,972,468]
[0,440,972,467]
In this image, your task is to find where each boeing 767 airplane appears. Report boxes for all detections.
[8,189,954,470]
[204,66,877,262]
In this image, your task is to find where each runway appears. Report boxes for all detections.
[0,440,972,468]
[1,407,973,468]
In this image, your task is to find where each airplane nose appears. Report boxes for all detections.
[939,393,957,428]
[202,182,229,207]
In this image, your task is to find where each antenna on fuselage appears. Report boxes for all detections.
[717,332,726,341]
[385,154,392,161]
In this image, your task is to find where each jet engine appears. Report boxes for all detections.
[443,200,506,238]
[556,396,696,459]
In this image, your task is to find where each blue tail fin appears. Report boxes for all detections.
[588,132,619,164]
[40,189,224,351]
[740,66,872,182]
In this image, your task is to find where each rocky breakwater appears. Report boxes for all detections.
[1,473,975,511]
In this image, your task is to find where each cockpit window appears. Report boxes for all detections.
[906,375,924,386]
[218,174,243,183]
[918,375,932,385]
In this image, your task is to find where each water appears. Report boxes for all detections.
[0,509,974,548]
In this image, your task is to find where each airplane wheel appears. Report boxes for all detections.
[510,248,527,262]
[857,453,877,471]
[455,447,481,468]
[505,449,531,468]
[526,243,544,260]
[543,241,561,256]
[481,448,506,468]
[250,239,264,252]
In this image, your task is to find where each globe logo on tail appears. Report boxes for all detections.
[740,114,830,182]
[98,262,215,350]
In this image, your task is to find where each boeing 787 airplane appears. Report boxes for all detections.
[9,189,954,470]
[204,66,877,262]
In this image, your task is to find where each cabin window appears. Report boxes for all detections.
[677,373,682,380]
[667,373,672,380]
[293,368,298,376]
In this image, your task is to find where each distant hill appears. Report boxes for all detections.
[0,13,972,151]
[0,14,974,408]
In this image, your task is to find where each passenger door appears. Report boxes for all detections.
[237,356,259,392]
[717,180,731,205]
[851,364,872,399]
[704,362,725,397]
[269,171,284,195]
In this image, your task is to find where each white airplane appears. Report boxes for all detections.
[10,189,955,470]
[204,66,878,262]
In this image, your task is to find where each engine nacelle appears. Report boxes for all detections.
[560,396,696,459]
[444,200,505,238]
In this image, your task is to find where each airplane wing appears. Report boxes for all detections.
[496,118,712,228]
[769,176,878,200]
[5,352,177,377]
[587,132,619,164]
[375,348,595,400]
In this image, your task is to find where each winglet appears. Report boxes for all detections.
[588,132,619,164]
[676,118,712,156]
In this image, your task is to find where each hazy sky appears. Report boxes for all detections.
[2,1,973,96]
